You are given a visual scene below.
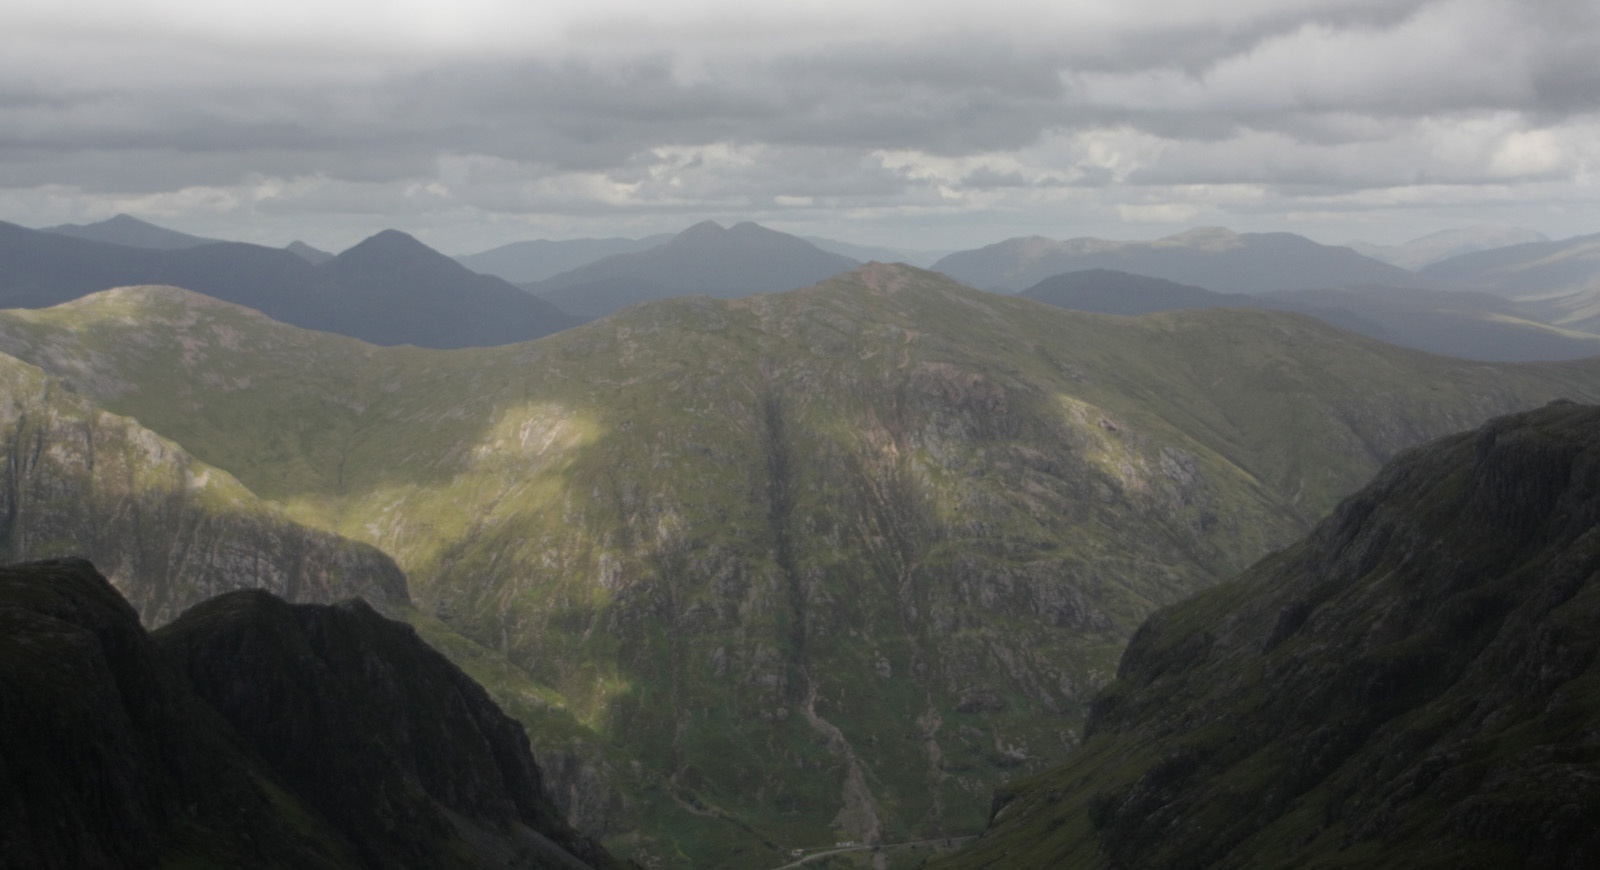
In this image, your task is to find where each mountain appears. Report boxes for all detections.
[529,221,861,316]
[803,235,949,268]
[0,557,622,869]
[41,213,223,250]
[457,235,673,284]
[1020,268,1262,315]
[1423,232,1600,333]
[4,268,1599,867]
[1347,225,1548,270]
[934,226,1441,293]
[286,240,335,264]
[936,402,1600,869]
[1018,269,1600,361]
[0,342,407,625]
[0,220,579,347]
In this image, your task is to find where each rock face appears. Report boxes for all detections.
[0,558,622,869]
[4,270,1600,867]
[939,402,1600,869]
[0,348,408,625]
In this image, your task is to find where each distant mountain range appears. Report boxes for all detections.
[527,220,862,316]
[42,213,225,250]
[0,220,577,348]
[1422,232,1600,334]
[1021,269,1600,361]
[934,226,1438,293]
[456,234,674,283]
[936,402,1600,869]
[1347,224,1548,270]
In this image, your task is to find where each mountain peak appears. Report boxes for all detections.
[333,229,448,265]
[42,213,220,250]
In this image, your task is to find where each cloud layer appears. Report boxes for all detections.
[3,0,1597,250]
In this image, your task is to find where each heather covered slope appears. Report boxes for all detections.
[936,402,1600,870]
[4,269,1600,866]
[0,558,621,869]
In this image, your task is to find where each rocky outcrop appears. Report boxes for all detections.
[939,402,1600,869]
[0,349,407,624]
[0,558,623,869]
[159,588,624,870]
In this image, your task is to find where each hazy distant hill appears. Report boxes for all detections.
[41,213,223,250]
[530,220,861,316]
[936,402,1600,869]
[1347,225,1547,270]
[457,234,673,283]
[935,226,1439,293]
[7,268,1600,867]
[1423,232,1600,333]
[286,239,335,264]
[0,220,577,348]
[803,235,948,267]
[1018,269,1600,361]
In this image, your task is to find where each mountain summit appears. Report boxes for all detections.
[530,220,861,316]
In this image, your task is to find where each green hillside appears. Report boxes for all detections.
[4,267,1599,867]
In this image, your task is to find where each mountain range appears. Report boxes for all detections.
[1422,232,1600,334]
[936,401,1600,868]
[527,220,863,316]
[1020,269,1600,362]
[1347,225,1549,270]
[0,220,577,348]
[3,266,1599,866]
[932,226,1439,293]
[457,234,675,284]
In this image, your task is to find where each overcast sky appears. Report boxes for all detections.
[3,0,1598,253]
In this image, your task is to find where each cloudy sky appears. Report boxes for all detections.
[3,0,1598,253]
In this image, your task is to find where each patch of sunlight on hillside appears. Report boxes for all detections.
[471,400,604,465]
[1054,393,1152,493]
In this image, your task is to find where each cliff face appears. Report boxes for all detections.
[0,558,622,869]
[0,349,408,624]
[940,402,1600,869]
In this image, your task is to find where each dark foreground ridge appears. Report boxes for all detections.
[0,558,625,869]
[937,401,1600,869]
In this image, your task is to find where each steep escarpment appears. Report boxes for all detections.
[939,402,1600,869]
[0,558,622,869]
[4,272,1600,866]
[0,348,407,624]
[158,589,623,870]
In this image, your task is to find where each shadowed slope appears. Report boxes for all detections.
[937,402,1600,869]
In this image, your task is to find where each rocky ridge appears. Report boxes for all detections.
[0,558,622,869]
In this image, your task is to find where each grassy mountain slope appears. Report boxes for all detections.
[0,345,407,625]
[4,270,1600,866]
[935,402,1600,869]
